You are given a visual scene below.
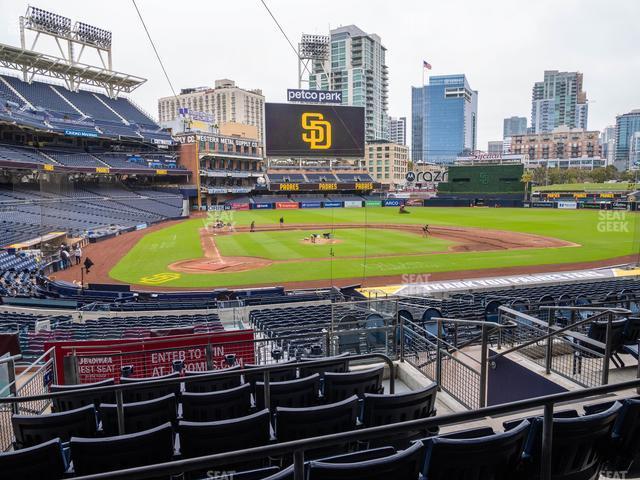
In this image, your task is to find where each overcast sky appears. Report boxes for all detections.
[1,0,639,149]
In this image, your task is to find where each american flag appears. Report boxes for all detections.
[423,60,432,70]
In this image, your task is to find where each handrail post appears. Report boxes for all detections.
[545,312,554,375]
[602,314,613,385]
[293,449,305,480]
[399,313,405,363]
[324,329,331,357]
[637,339,640,395]
[8,357,18,415]
[205,342,213,370]
[479,324,488,408]
[115,389,125,435]
[540,402,554,480]
[263,371,270,411]
[435,318,443,388]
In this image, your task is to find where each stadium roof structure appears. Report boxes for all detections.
[0,43,146,96]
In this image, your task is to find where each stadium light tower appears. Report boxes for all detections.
[8,6,144,97]
[298,34,330,89]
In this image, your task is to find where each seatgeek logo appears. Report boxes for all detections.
[301,112,332,150]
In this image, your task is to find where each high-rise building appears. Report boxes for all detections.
[158,79,265,146]
[389,117,406,145]
[600,125,616,167]
[630,132,640,169]
[509,126,601,162]
[503,116,527,138]
[488,141,503,154]
[614,110,640,171]
[531,71,588,134]
[411,74,478,164]
[365,141,409,189]
[309,25,389,142]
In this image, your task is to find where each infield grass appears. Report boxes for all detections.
[109,207,639,288]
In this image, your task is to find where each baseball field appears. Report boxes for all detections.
[95,207,639,289]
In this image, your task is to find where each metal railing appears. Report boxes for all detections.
[44,378,640,480]
[0,349,56,450]
[0,353,394,452]
[494,306,632,387]
[400,315,514,409]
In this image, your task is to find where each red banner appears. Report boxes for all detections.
[276,202,299,209]
[46,329,255,384]
[230,203,250,211]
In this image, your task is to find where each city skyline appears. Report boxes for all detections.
[0,0,638,151]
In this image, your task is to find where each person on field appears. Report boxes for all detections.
[250,221,256,232]
[423,224,430,237]
[60,248,71,269]
[74,244,82,265]
[279,216,284,228]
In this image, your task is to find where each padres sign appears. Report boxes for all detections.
[265,103,364,157]
[301,113,332,150]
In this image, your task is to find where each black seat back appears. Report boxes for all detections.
[299,354,350,379]
[12,404,97,448]
[178,409,272,459]
[184,365,242,393]
[307,441,424,480]
[423,419,530,480]
[70,422,175,475]
[587,319,627,352]
[50,378,115,412]
[243,363,297,390]
[276,395,359,442]
[525,402,621,479]
[182,384,252,422]
[362,383,437,427]
[100,393,177,435]
[623,317,640,345]
[323,367,384,403]
[0,437,66,479]
[585,398,640,473]
[256,374,320,411]
[120,372,181,403]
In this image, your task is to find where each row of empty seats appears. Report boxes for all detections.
[0,74,172,143]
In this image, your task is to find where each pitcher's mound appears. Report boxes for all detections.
[299,237,343,246]
[170,256,273,273]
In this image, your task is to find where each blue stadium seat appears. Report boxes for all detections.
[70,422,175,475]
[361,383,438,447]
[256,373,321,411]
[12,404,97,448]
[99,393,177,435]
[51,376,116,402]
[0,437,67,479]
[120,372,181,402]
[421,420,530,480]
[178,409,272,475]
[181,383,252,422]
[307,441,424,480]
[322,367,384,403]
[184,365,242,393]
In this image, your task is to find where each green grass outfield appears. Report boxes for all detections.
[214,228,453,260]
[109,207,639,288]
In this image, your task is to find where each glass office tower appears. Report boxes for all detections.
[411,74,478,164]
